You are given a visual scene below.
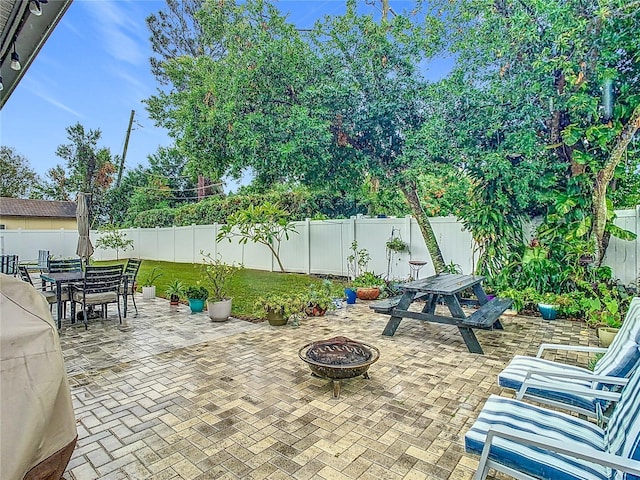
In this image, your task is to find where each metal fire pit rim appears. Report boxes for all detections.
[297,338,380,370]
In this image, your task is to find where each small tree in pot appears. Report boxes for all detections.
[202,251,242,322]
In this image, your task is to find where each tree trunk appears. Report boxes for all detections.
[399,183,446,273]
[590,103,640,265]
[265,242,286,272]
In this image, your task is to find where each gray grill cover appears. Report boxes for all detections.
[1,274,77,479]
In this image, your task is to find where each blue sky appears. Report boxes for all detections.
[1,0,452,185]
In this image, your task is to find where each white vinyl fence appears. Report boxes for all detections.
[2,208,638,288]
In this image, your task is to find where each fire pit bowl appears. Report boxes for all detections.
[298,336,380,398]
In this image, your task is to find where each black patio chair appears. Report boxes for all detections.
[18,264,69,317]
[38,250,50,272]
[70,264,124,329]
[120,258,142,317]
[47,257,82,273]
[1,254,19,275]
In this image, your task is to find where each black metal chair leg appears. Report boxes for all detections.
[131,292,138,315]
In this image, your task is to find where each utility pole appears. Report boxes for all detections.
[116,109,135,188]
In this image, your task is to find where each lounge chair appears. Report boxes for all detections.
[465,360,640,480]
[497,297,640,421]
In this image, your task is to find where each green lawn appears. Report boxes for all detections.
[108,259,347,319]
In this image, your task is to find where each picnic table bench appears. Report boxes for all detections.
[370,273,512,354]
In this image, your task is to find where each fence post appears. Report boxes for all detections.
[636,205,640,293]
[306,218,311,274]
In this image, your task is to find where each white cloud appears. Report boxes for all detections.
[31,90,84,118]
[81,0,146,65]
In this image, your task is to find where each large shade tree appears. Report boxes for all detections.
[146,0,451,271]
[44,123,117,225]
[0,146,40,198]
[438,0,640,265]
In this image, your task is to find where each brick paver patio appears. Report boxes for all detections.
[58,297,599,479]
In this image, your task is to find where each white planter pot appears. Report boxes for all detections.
[142,286,156,300]
[207,298,232,322]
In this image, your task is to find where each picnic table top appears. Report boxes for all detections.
[400,273,486,295]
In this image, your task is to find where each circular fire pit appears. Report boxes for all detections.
[298,336,380,398]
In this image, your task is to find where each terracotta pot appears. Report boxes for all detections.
[356,287,380,300]
[304,303,327,317]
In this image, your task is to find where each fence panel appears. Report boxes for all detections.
[1,210,637,289]
[602,208,639,287]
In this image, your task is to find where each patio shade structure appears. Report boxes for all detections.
[75,192,93,263]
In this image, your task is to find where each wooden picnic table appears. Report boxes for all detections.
[371,273,512,354]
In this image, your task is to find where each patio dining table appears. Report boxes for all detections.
[40,271,84,329]
[41,271,130,329]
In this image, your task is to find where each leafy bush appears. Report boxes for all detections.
[134,208,176,228]
[184,285,209,300]
[352,271,384,288]
[306,279,339,311]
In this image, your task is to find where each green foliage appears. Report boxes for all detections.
[95,224,134,260]
[437,0,640,264]
[126,177,172,222]
[441,261,463,275]
[217,202,298,272]
[141,266,163,287]
[144,0,450,270]
[385,237,409,253]
[165,279,185,298]
[494,245,568,294]
[134,208,176,228]
[254,293,306,319]
[184,284,209,300]
[351,271,384,288]
[46,122,117,226]
[201,251,242,301]
[306,279,338,311]
[129,260,344,318]
[0,146,40,198]
[346,241,370,280]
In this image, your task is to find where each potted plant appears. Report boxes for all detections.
[537,292,561,320]
[304,279,338,316]
[254,293,306,326]
[385,237,410,254]
[202,252,242,322]
[597,314,623,347]
[165,279,185,306]
[141,267,163,300]
[346,240,370,281]
[352,271,384,300]
[184,285,209,313]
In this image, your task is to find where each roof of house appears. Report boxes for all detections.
[0,197,77,218]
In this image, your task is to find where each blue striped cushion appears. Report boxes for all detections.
[465,395,609,480]
[594,298,640,378]
[498,356,601,412]
[605,362,640,480]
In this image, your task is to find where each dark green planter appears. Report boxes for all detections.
[266,308,287,326]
